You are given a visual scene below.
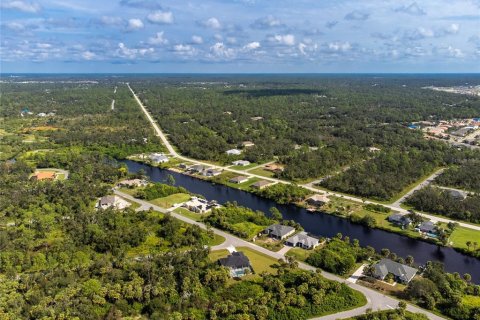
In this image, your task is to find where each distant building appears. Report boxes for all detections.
[31,171,57,181]
[251,116,263,121]
[263,224,295,240]
[368,147,381,153]
[452,127,472,137]
[188,164,210,173]
[306,194,330,207]
[229,176,250,184]
[285,232,320,249]
[150,153,169,163]
[444,189,467,200]
[226,149,242,155]
[251,180,274,190]
[117,179,148,188]
[232,160,251,166]
[96,195,131,210]
[387,214,411,228]
[178,163,192,170]
[203,168,222,177]
[218,251,253,277]
[241,141,255,148]
[372,259,418,284]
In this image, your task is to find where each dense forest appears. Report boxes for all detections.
[435,160,480,193]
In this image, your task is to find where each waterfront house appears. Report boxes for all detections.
[264,163,284,173]
[372,259,418,284]
[182,196,218,213]
[229,176,249,184]
[188,164,209,173]
[306,194,330,207]
[285,232,320,249]
[226,148,242,155]
[387,214,411,228]
[251,180,274,190]
[203,168,222,177]
[150,153,169,164]
[218,251,253,277]
[232,160,251,166]
[263,224,295,240]
[96,195,131,210]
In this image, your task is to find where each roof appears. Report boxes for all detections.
[33,171,56,180]
[388,214,411,224]
[307,194,330,203]
[230,176,249,183]
[266,224,295,237]
[226,148,242,155]
[286,232,319,247]
[218,252,251,269]
[252,180,272,187]
[99,195,117,206]
[419,221,436,232]
[446,189,466,200]
[374,259,417,282]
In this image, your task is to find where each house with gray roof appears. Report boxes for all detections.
[229,176,249,184]
[218,251,253,277]
[387,214,411,228]
[372,259,418,284]
[263,224,295,240]
[286,232,320,249]
[417,221,437,235]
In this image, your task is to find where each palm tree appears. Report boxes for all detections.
[474,242,478,251]
[466,241,472,251]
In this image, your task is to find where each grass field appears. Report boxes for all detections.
[118,187,137,196]
[285,247,312,262]
[174,207,203,221]
[248,167,275,178]
[229,163,259,170]
[209,249,229,262]
[150,193,191,208]
[449,226,480,250]
[462,295,480,308]
[206,234,226,246]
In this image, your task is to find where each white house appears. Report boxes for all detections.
[96,195,131,210]
[232,160,251,166]
[150,153,169,163]
[226,149,242,156]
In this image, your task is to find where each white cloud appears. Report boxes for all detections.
[210,42,235,58]
[271,34,295,46]
[191,35,203,44]
[418,27,434,38]
[1,1,41,13]
[148,32,168,45]
[200,17,221,29]
[116,42,153,59]
[173,44,197,56]
[251,15,282,29]
[395,2,426,16]
[147,10,174,24]
[328,42,351,52]
[446,23,460,34]
[447,46,464,58]
[37,43,51,49]
[243,41,260,50]
[82,51,96,60]
[344,10,369,21]
[127,19,144,31]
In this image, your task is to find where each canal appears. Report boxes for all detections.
[122,159,480,283]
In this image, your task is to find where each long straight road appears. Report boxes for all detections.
[115,189,445,320]
[127,83,480,231]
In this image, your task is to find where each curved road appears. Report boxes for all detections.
[115,189,445,320]
[127,83,480,232]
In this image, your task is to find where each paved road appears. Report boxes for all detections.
[115,189,445,320]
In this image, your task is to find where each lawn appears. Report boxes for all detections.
[229,163,259,170]
[174,207,203,222]
[285,247,312,262]
[150,193,191,208]
[248,167,275,178]
[462,295,480,308]
[206,234,226,246]
[449,226,480,250]
[211,172,261,191]
[237,246,279,275]
[209,249,229,262]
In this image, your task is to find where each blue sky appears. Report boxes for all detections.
[1,0,479,73]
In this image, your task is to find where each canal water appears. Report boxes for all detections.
[122,159,480,283]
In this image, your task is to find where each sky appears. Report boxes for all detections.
[1,0,479,73]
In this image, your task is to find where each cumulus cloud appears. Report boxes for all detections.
[344,10,369,21]
[243,41,260,50]
[199,17,221,29]
[191,35,203,44]
[445,23,460,34]
[327,41,352,52]
[147,10,174,24]
[270,34,295,46]
[82,51,96,60]
[172,44,197,56]
[251,15,283,29]
[209,42,235,59]
[1,1,41,13]
[447,46,464,58]
[148,32,168,45]
[395,2,426,16]
[127,18,144,31]
[116,42,153,59]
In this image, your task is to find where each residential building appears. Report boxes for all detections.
[188,164,210,173]
[445,189,467,200]
[31,171,57,181]
[182,197,218,213]
[229,176,249,184]
[203,168,222,177]
[150,153,169,163]
[285,232,320,249]
[218,251,253,277]
[387,214,411,228]
[263,224,295,240]
[251,116,263,121]
[306,194,330,207]
[251,180,274,190]
[417,221,437,235]
[232,160,251,166]
[179,163,192,170]
[264,163,284,173]
[226,148,242,155]
[117,179,148,188]
[372,259,418,284]
[241,141,255,148]
[96,195,131,210]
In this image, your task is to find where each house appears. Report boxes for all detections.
[218,251,253,277]
[368,147,381,152]
[226,149,242,156]
[232,160,251,166]
[417,221,437,235]
[117,179,148,188]
[264,163,284,173]
[182,196,218,213]
[387,214,412,227]
[203,168,222,177]
[306,194,330,207]
[251,180,274,190]
[372,259,418,284]
[251,116,263,121]
[96,195,131,210]
[229,176,249,184]
[31,171,57,181]
[445,189,467,200]
[179,163,192,170]
[263,224,296,240]
[150,153,169,163]
[188,164,210,173]
[241,141,255,148]
[286,232,320,249]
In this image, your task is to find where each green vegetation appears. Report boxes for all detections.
[364,203,391,213]
[210,171,260,191]
[135,182,188,200]
[149,192,191,208]
[236,246,280,275]
[254,183,312,204]
[436,160,480,192]
[405,186,480,224]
